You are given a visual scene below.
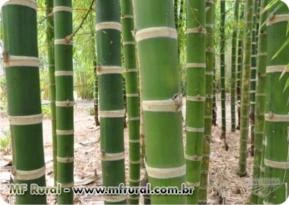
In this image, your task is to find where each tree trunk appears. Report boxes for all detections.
[95,0,126,204]
[220,0,226,139]
[45,0,57,186]
[185,0,206,204]
[2,1,46,203]
[53,0,74,203]
[120,0,141,204]
[263,2,289,204]
[251,0,267,203]
[230,0,239,132]
[238,0,254,177]
[133,0,186,203]
[199,0,215,203]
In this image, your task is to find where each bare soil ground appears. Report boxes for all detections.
[0,99,253,204]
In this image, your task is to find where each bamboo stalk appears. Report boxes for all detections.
[220,0,226,139]
[53,0,74,203]
[249,0,261,156]
[237,2,245,130]
[95,0,126,204]
[230,0,239,132]
[2,0,46,203]
[199,0,215,203]
[133,0,185,203]
[45,0,57,186]
[250,0,267,202]
[185,0,206,204]
[263,2,289,204]
[120,0,141,204]
[238,0,254,177]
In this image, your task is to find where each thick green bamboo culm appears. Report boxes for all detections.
[46,0,57,185]
[185,0,206,204]
[220,0,226,139]
[263,2,289,204]
[54,0,74,203]
[120,0,140,204]
[250,0,267,202]
[199,0,215,203]
[236,2,244,130]
[133,0,185,203]
[2,1,46,203]
[95,0,126,204]
[230,0,239,132]
[238,0,254,177]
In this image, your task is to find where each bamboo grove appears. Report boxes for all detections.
[1,0,289,204]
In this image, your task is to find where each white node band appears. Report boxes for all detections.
[56,130,74,135]
[266,65,288,73]
[57,156,74,163]
[136,27,177,42]
[57,182,74,188]
[267,14,289,26]
[185,154,202,161]
[186,127,205,133]
[142,97,182,112]
[3,0,36,10]
[187,96,206,102]
[55,38,73,45]
[53,6,72,13]
[101,152,125,161]
[186,27,206,34]
[56,101,75,107]
[15,166,45,181]
[9,114,42,125]
[55,71,73,76]
[185,63,206,69]
[145,163,186,179]
[186,181,200,187]
[99,110,125,118]
[265,113,289,122]
[4,56,39,68]
[264,159,289,169]
[126,93,139,97]
[96,22,122,31]
[97,66,123,75]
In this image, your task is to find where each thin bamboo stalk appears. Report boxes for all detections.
[54,0,74,203]
[249,0,261,156]
[238,0,254,177]
[199,0,215,203]
[220,0,226,139]
[230,0,239,132]
[120,0,140,204]
[45,0,57,185]
[236,2,245,130]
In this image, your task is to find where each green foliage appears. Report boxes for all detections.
[42,104,51,118]
[0,76,7,111]
[0,130,10,151]
[36,0,96,100]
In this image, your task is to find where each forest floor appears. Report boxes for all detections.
[0,98,253,204]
